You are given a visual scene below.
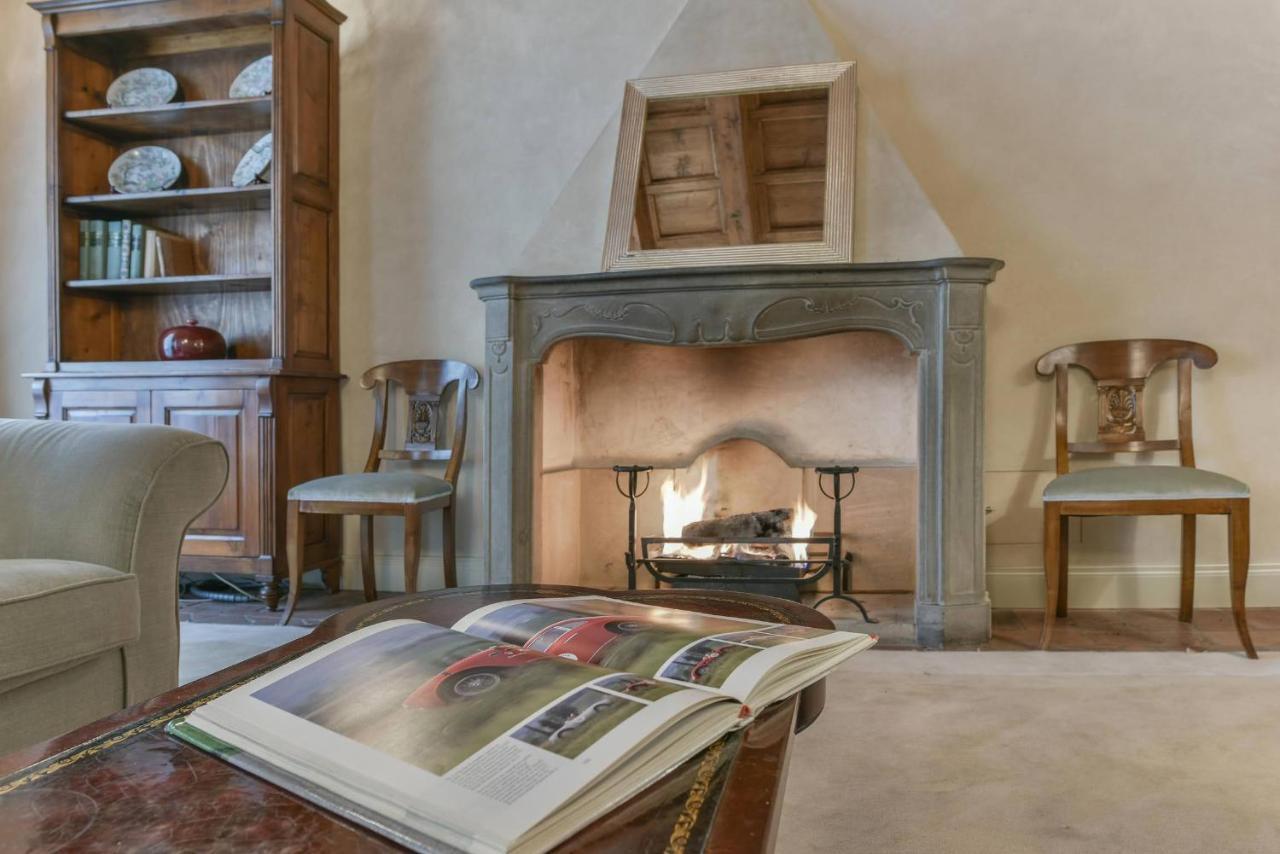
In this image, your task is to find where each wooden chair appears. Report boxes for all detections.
[280,360,480,625]
[1035,340,1255,657]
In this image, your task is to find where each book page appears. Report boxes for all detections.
[187,620,731,852]
[452,595,864,704]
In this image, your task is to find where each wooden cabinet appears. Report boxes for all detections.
[153,387,260,560]
[31,374,341,605]
[48,388,150,424]
[26,0,345,609]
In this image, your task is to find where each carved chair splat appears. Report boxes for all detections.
[281,360,481,625]
[1035,339,1255,657]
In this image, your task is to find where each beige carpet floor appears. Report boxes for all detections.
[179,622,310,685]
[778,651,1280,854]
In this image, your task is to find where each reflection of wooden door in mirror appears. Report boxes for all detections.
[631,89,828,250]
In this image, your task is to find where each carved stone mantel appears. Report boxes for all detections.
[471,258,1004,647]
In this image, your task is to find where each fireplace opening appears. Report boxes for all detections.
[532,332,919,611]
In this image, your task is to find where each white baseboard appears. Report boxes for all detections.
[987,564,1280,609]
[328,554,489,593]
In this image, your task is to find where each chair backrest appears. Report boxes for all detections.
[1034,339,1217,475]
[360,359,481,485]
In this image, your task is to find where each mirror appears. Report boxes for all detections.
[603,62,856,271]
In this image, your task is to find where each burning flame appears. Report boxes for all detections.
[661,461,716,558]
[791,497,817,562]
[659,459,818,564]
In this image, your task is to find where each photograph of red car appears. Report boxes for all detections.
[658,639,759,688]
[462,598,774,682]
[402,645,547,708]
[252,623,614,775]
[593,673,682,703]
[524,616,651,663]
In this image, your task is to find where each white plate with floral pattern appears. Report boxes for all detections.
[229,56,272,99]
[108,146,183,194]
[232,133,273,187]
[105,68,179,109]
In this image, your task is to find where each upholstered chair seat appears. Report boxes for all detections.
[288,472,453,505]
[0,560,140,694]
[1044,466,1249,503]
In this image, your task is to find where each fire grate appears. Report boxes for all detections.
[613,464,875,621]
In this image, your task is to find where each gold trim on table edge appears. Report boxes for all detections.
[665,737,728,854]
[0,649,311,796]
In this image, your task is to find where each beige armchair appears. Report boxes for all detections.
[0,419,228,755]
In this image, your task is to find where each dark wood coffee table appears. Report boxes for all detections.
[0,585,832,852]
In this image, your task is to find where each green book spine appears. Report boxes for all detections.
[128,223,145,279]
[78,220,89,278]
[87,220,106,279]
[118,219,132,279]
[105,221,123,279]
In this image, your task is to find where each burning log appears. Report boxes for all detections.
[680,508,792,540]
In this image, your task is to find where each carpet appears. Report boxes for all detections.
[777,651,1280,854]
[179,622,311,685]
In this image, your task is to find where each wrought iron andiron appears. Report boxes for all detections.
[613,465,653,590]
[811,465,875,621]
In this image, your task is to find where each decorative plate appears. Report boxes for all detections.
[107,146,183,194]
[229,56,272,99]
[105,68,179,109]
[231,133,273,187]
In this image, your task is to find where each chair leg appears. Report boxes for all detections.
[1179,515,1196,622]
[322,562,342,595]
[1040,504,1063,650]
[280,500,304,626]
[402,505,422,595]
[1227,500,1258,659]
[360,515,378,602]
[442,503,458,589]
[1056,516,1070,617]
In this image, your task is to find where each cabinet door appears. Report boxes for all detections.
[50,389,150,424]
[152,389,260,558]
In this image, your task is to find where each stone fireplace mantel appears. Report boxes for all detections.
[471,258,1004,647]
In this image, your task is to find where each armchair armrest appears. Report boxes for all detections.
[0,419,229,702]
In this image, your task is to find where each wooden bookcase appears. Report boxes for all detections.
[25,0,346,609]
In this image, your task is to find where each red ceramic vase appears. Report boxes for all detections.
[158,318,227,360]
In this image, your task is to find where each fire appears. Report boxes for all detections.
[659,459,818,564]
[660,460,716,558]
[791,497,817,562]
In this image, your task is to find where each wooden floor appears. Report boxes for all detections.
[180,586,1279,653]
[987,606,1278,653]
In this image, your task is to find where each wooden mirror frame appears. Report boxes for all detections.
[601,61,857,271]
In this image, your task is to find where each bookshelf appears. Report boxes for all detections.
[26,0,346,609]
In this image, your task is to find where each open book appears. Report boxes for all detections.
[170,595,875,853]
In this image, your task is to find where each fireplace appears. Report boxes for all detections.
[615,460,870,617]
[472,259,1003,647]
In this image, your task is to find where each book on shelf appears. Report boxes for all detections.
[105,221,123,279]
[118,219,133,280]
[78,220,89,277]
[128,223,145,279]
[73,220,200,282]
[86,220,107,279]
[142,227,198,278]
[170,594,876,854]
